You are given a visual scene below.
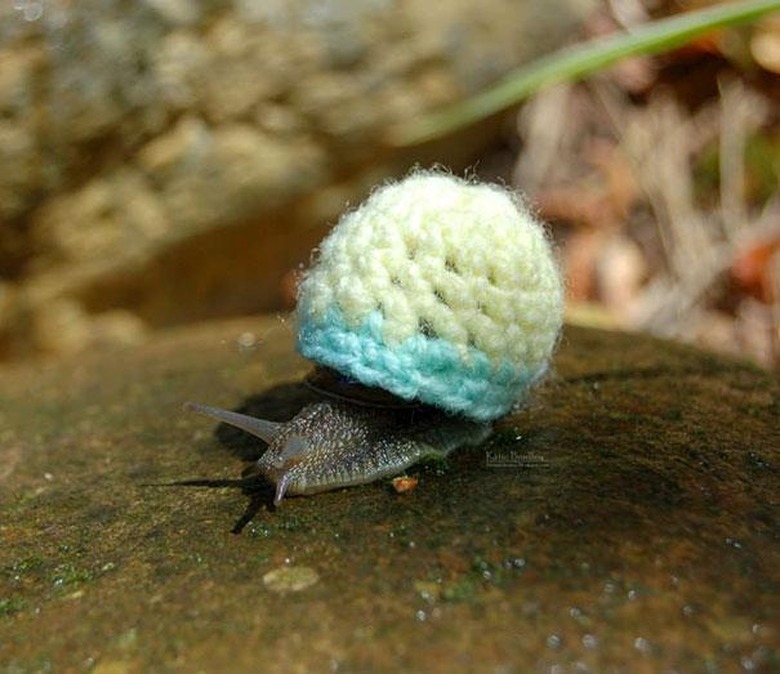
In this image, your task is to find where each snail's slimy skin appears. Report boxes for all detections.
[185,400,491,505]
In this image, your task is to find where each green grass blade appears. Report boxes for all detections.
[390,0,780,147]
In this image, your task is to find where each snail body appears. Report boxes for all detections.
[186,172,563,503]
[185,388,491,504]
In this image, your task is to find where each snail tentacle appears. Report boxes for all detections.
[183,402,282,443]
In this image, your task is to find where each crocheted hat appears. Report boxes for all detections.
[296,172,563,421]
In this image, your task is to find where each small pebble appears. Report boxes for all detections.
[262,566,320,593]
[392,475,419,494]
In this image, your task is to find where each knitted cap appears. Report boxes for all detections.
[296,172,564,421]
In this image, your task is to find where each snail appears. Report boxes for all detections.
[185,171,563,505]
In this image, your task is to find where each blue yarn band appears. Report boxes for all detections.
[297,307,545,422]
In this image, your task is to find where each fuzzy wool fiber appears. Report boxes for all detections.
[296,172,563,421]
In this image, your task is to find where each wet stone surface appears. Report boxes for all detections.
[0,318,778,673]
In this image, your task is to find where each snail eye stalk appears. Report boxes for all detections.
[183,402,282,443]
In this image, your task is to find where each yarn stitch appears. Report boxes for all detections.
[296,171,563,421]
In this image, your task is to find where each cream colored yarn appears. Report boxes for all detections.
[296,171,564,421]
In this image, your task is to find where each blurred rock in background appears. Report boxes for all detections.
[0,0,595,361]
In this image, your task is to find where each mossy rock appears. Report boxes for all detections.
[0,319,777,672]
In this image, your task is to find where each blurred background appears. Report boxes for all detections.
[0,0,778,369]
